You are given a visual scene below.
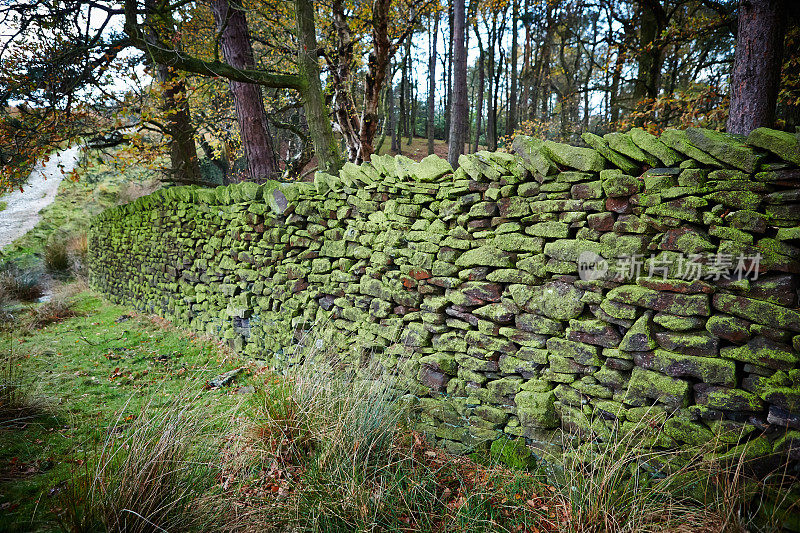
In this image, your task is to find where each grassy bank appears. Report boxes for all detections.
[0,288,247,531]
[2,287,798,532]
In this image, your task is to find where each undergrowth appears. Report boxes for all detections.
[1,295,797,532]
[56,395,234,533]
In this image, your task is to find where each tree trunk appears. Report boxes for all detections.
[144,0,203,185]
[328,0,361,163]
[474,48,485,153]
[427,12,439,155]
[507,0,519,135]
[295,0,343,174]
[727,0,787,134]
[355,0,391,163]
[448,0,467,167]
[609,45,626,125]
[521,4,532,124]
[390,79,401,154]
[211,0,277,182]
[399,44,407,143]
[634,0,667,108]
[444,4,454,142]
[407,73,416,146]
[539,8,553,120]
[485,17,497,150]
[375,83,391,153]
[156,66,204,184]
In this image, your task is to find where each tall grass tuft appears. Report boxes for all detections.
[23,281,85,330]
[43,230,88,278]
[551,407,799,533]
[0,348,48,427]
[246,361,420,531]
[0,257,45,304]
[57,396,233,533]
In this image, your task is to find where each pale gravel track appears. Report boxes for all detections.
[0,146,82,250]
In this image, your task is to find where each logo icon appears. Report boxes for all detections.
[578,251,608,281]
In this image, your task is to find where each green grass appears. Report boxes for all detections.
[2,290,798,532]
[0,289,249,532]
[0,201,7,212]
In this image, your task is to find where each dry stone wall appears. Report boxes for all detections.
[88,127,800,465]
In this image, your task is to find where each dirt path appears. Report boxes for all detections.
[0,146,82,250]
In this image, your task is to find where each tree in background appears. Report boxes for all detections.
[145,0,205,185]
[447,0,467,167]
[210,0,279,182]
[727,0,788,134]
[3,0,800,193]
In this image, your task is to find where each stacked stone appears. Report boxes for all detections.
[88,127,800,466]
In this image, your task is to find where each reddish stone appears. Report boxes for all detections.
[587,212,615,231]
[460,281,503,303]
[445,305,479,326]
[745,274,798,307]
[468,180,490,191]
[460,267,490,281]
[568,326,622,348]
[637,277,714,294]
[409,269,431,281]
[605,196,631,214]
[468,218,492,230]
[290,279,308,293]
[418,366,450,392]
[706,315,751,343]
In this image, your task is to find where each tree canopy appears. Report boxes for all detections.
[1,0,798,191]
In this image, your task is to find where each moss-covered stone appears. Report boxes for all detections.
[635,349,735,386]
[489,437,537,469]
[629,127,683,166]
[604,132,660,167]
[619,312,656,351]
[606,285,710,316]
[542,140,606,172]
[581,132,640,174]
[455,246,513,268]
[747,127,800,165]
[685,128,765,173]
[713,293,800,332]
[625,367,690,408]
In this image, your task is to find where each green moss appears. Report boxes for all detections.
[542,140,606,172]
[746,127,800,165]
[581,132,640,174]
[685,128,765,173]
[625,367,690,408]
[604,132,660,166]
[489,437,537,469]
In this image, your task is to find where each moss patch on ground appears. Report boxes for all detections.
[0,290,250,532]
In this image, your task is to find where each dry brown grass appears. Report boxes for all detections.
[21,280,86,330]
[57,395,236,533]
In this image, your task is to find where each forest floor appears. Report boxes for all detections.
[376,137,481,161]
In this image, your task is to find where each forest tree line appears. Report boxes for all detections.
[0,0,798,190]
